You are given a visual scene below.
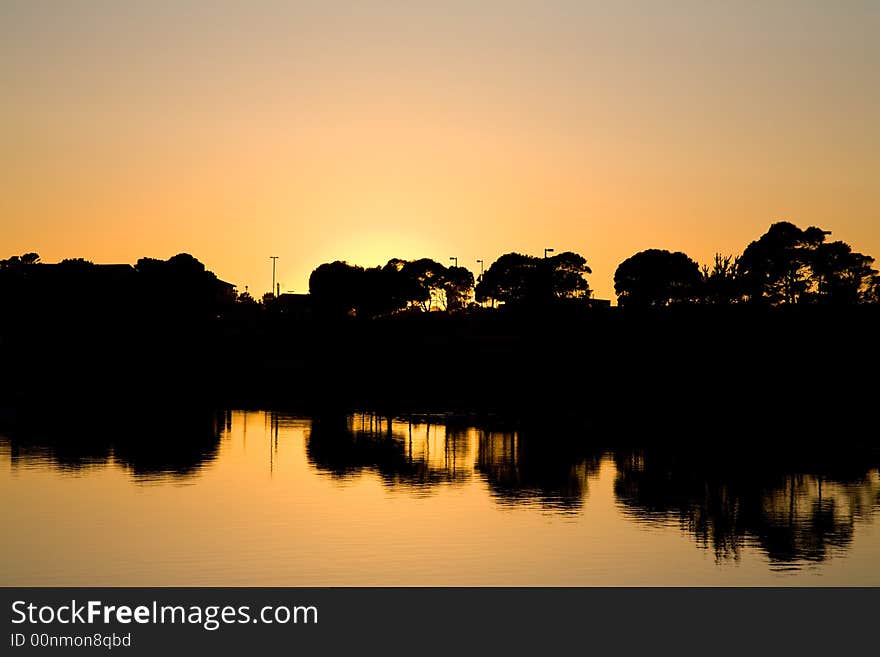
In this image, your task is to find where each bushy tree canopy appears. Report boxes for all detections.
[738,221,876,305]
[475,251,591,306]
[614,249,701,307]
[309,257,476,317]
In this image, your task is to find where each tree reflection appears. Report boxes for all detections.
[305,413,473,489]
[475,428,604,510]
[3,408,225,480]
[4,404,879,572]
[305,413,604,509]
[613,447,880,564]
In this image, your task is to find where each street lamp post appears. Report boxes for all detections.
[449,257,458,268]
[544,248,555,258]
[475,259,485,307]
[270,256,279,298]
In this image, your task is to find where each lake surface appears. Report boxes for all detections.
[2,410,879,586]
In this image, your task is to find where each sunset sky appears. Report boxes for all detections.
[2,1,878,301]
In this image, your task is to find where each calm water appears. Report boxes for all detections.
[1,410,879,586]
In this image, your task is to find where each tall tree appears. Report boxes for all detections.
[869,275,880,304]
[309,261,365,317]
[700,254,744,304]
[401,258,449,311]
[475,253,534,305]
[738,221,828,304]
[442,266,475,311]
[475,251,591,306]
[549,251,592,299]
[809,241,876,305]
[614,249,701,307]
[738,222,878,305]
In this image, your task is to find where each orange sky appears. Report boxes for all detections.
[2,1,878,300]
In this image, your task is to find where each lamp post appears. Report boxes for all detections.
[449,257,458,268]
[270,256,279,298]
[544,248,554,258]
[475,259,485,307]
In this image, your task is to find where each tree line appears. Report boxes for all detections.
[3,220,877,322]
[0,252,235,322]
[307,251,592,317]
[306,221,878,317]
[615,221,879,307]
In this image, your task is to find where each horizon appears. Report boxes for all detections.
[6,215,876,303]
[3,1,878,301]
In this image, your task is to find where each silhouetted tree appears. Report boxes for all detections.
[381,258,419,311]
[135,253,230,316]
[869,275,880,304]
[475,253,531,305]
[442,266,475,311]
[808,241,876,305]
[237,289,257,305]
[401,258,448,311]
[360,265,409,317]
[737,222,878,305]
[167,252,206,273]
[1,252,41,269]
[549,251,592,299]
[309,257,471,317]
[59,257,94,267]
[475,251,591,306]
[738,221,828,304]
[309,261,365,317]
[614,249,701,307]
[700,254,744,304]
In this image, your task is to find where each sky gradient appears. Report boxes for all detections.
[2,1,878,300]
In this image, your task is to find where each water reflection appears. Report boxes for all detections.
[3,408,225,481]
[476,428,603,510]
[2,408,879,576]
[306,414,474,489]
[304,413,604,510]
[614,448,880,567]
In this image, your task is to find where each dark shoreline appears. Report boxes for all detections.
[1,305,878,438]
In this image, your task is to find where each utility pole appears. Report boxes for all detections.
[270,256,279,298]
